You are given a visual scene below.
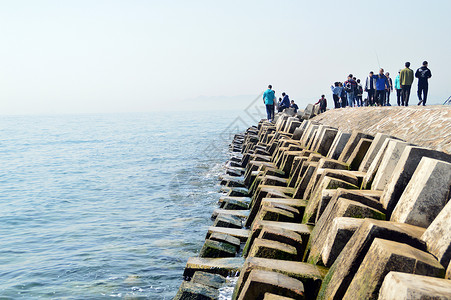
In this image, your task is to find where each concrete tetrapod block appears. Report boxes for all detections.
[327,131,352,160]
[206,227,250,243]
[174,281,219,300]
[303,169,359,202]
[211,209,249,220]
[359,133,399,172]
[257,226,306,261]
[260,202,301,219]
[321,217,364,267]
[232,257,327,300]
[261,198,308,216]
[191,271,226,289]
[199,239,237,258]
[421,199,451,269]
[243,221,312,258]
[348,138,373,171]
[307,198,385,265]
[293,162,318,199]
[343,238,445,300]
[208,232,241,252]
[381,146,451,218]
[361,138,404,188]
[316,219,427,300]
[369,139,410,190]
[390,157,451,228]
[314,128,339,157]
[378,272,451,300]
[338,131,374,164]
[238,270,305,300]
[213,214,242,229]
[315,188,384,222]
[302,176,359,225]
[264,293,295,300]
[254,206,297,224]
[221,197,251,210]
[183,257,245,278]
[248,238,298,261]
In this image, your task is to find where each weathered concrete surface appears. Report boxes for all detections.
[238,270,305,300]
[380,146,451,217]
[248,238,298,261]
[390,157,451,228]
[343,238,445,300]
[327,132,351,160]
[200,239,237,258]
[206,227,250,243]
[421,200,451,269]
[233,257,327,300]
[183,257,245,278]
[174,281,218,300]
[378,272,451,300]
[191,271,226,289]
[310,106,451,154]
[317,219,426,300]
[359,133,399,172]
[321,217,364,267]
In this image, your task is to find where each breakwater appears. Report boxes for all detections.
[174,105,451,300]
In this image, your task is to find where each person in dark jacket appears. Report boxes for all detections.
[339,82,347,108]
[279,92,290,111]
[315,95,327,113]
[385,72,393,106]
[290,100,299,113]
[415,61,432,106]
[365,72,376,106]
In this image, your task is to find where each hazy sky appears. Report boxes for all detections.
[1,0,450,114]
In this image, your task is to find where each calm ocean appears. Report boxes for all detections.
[0,110,255,299]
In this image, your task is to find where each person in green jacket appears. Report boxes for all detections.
[399,62,414,106]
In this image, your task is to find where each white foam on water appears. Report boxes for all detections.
[218,276,239,300]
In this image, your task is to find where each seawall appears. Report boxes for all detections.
[174,104,451,300]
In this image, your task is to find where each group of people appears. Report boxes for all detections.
[330,61,432,109]
[262,85,299,122]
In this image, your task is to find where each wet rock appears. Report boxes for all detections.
[208,232,241,252]
[199,239,237,258]
[174,281,219,300]
[213,214,242,229]
[191,271,226,289]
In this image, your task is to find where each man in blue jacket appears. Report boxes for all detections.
[263,85,275,122]
[373,68,390,106]
[279,92,290,112]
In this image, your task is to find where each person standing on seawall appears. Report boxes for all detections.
[399,62,414,106]
[315,95,327,113]
[263,85,275,122]
[330,82,342,109]
[344,74,357,107]
[365,72,376,106]
[356,79,363,107]
[339,82,347,108]
[415,61,432,106]
[373,68,389,106]
[385,72,393,106]
[394,70,403,106]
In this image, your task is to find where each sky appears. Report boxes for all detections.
[1,0,450,114]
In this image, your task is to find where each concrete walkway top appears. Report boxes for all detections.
[310,105,451,154]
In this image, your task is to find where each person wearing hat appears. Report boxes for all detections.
[394,70,403,106]
[415,61,432,106]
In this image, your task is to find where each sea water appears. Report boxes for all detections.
[0,110,255,299]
